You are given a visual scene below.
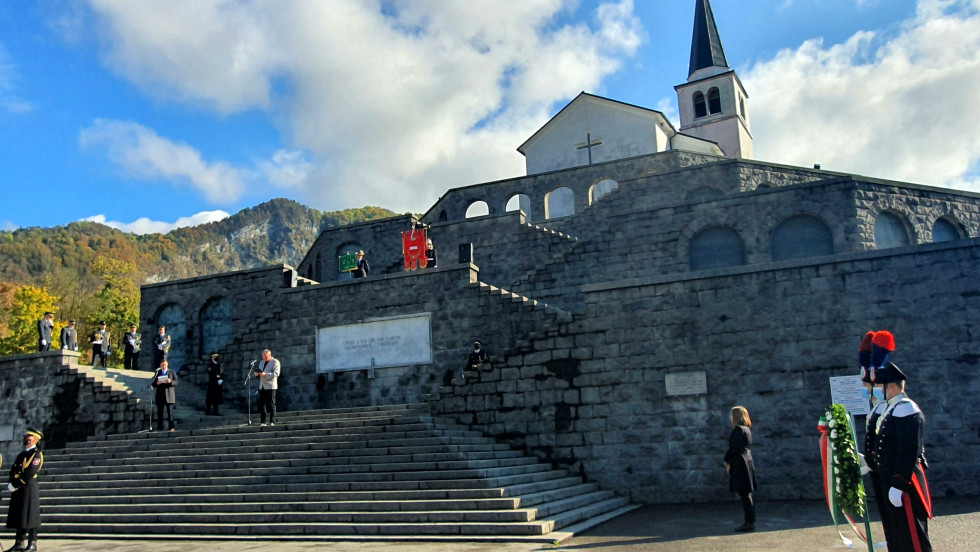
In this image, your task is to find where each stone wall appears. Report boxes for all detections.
[0,351,143,462]
[296,214,415,283]
[432,239,980,503]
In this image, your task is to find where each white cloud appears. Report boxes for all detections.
[79,119,248,203]
[743,0,980,192]
[82,0,644,212]
[82,210,230,234]
[0,43,32,114]
[257,149,313,189]
[1,221,17,231]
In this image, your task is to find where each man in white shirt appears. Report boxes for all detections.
[254,349,281,427]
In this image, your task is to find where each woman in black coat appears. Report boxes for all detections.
[205,353,224,415]
[724,405,758,532]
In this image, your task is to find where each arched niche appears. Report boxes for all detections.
[933,217,964,242]
[506,194,531,215]
[155,303,187,373]
[200,297,233,358]
[465,201,490,218]
[545,187,575,219]
[590,179,619,204]
[689,226,746,271]
[771,215,834,261]
[875,212,912,249]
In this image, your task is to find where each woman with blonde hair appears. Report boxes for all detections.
[724,405,758,532]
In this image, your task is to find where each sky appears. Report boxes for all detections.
[2,0,980,234]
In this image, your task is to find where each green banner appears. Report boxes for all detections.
[339,253,357,272]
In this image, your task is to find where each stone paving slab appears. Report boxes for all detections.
[19,497,978,551]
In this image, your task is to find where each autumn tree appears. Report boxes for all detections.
[0,284,60,355]
[88,256,141,367]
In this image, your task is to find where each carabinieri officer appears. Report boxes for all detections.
[5,428,44,552]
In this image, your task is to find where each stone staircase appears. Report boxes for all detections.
[37,403,635,542]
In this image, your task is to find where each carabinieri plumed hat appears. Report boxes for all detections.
[873,361,907,384]
[858,331,876,383]
[869,330,896,382]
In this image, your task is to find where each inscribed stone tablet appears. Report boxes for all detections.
[665,371,707,396]
[316,313,431,373]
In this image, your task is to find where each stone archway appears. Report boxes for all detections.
[155,303,188,373]
[200,297,233,359]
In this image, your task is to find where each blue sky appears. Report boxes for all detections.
[2,0,979,233]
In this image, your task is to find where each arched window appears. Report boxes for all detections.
[155,303,187,373]
[590,179,619,203]
[693,91,707,118]
[739,96,746,119]
[771,215,834,261]
[314,253,322,281]
[874,212,911,249]
[506,194,531,215]
[686,187,723,202]
[438,210,448,222]
[932,218,963,242]
[545,187,575,219]
[200,297,233,358]
[707,87,722,114]
[465,201,490,218]
[337,243,363,281]
[689,227,746,271]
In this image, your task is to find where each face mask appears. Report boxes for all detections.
[23,437,31,446]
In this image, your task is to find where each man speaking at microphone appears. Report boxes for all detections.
[254,349,281,427]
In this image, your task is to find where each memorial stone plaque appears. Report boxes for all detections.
[317,313,432,373]
[665,371,707,396]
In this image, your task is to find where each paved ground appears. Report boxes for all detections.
[13,497,976,551]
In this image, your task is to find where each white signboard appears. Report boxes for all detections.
[316,313,432,373]
[665,371,707,396]
[829,375,869,416]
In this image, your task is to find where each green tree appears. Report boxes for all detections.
[89,257,140,367]
[0,284,59,355]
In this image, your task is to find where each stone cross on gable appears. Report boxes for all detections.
[575,130,603,164]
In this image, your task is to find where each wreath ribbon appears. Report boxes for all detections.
[819,410,873,550]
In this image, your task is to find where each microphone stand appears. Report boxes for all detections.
[243,360,256,426]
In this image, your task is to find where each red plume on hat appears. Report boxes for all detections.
[859,331,875,382]
[869,330,896,381]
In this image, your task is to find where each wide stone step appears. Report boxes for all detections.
[43,463,555,491]
[41,520,555,537]
[45,443,515,470]
[43,488,510,506]
[45,497,523,514]
[52,429,492,459]
[549,496,631,530]
[44,456,540,483]
[42,508,540,524]
[44,448,527,475]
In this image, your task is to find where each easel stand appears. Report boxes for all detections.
[846,412,876,552]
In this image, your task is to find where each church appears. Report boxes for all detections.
[128,0,979,518]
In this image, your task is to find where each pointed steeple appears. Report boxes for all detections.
[688,0,729,78]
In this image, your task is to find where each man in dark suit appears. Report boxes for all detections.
[873,362,932,552]
[151,360,178,432]
[152,326,171,368]
[60,319,78,352]
[352,250,370,278]
[36,312,54,352]
[90,321,110,367]
[123,324,141,371]
[5,428,44,552]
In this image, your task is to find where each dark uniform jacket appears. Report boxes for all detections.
[206,360,224,405]
[37,319,53,351]
[6,447,43,530]
[153,333,172,364]
[425,246,437,268]
[60,326,78,351]
[91,329,111,353]
[123,331,141,353]
[353,258,370,278]
[724,425,758,494]
[151,368,178,405]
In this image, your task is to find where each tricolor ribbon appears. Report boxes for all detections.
[819,412,873,550]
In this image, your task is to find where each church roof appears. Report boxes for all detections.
[516,92,677,156]
[688,0,729,77]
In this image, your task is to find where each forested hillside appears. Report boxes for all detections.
[0,198,397,358]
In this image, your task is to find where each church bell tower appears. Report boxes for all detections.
[674,0,753,159]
